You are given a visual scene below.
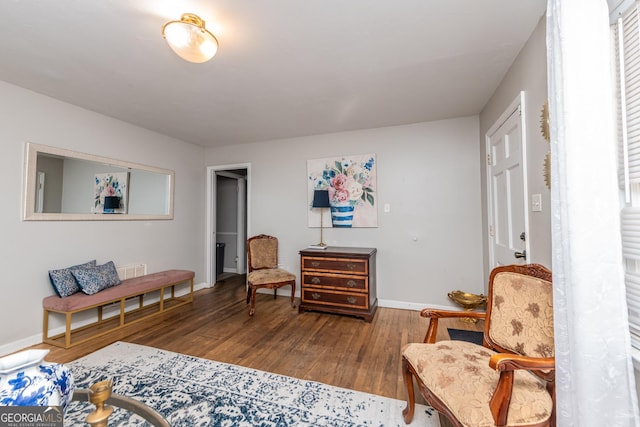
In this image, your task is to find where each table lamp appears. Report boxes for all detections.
[103,196,120,213]
[311,190,331,247]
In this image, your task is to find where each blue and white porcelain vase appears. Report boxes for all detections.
[0,350,74,413]
[330,201,355,227]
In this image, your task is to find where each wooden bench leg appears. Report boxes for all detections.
[120,299,125,326]
[188,278,194,302]
[65,312,72,348]
[43,309,49,342]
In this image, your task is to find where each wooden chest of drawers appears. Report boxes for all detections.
[298,247,377,322]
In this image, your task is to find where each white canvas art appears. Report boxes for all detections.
[307,154,377,228]
[93,172,129,214]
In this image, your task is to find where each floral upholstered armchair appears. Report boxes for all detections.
[402,264,555,427]
[246,234,296,316]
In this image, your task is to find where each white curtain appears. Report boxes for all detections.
[547,0,639,425]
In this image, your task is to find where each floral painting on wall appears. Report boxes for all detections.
[307,154,377,228]
[93,172,128,214]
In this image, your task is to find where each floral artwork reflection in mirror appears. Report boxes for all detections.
[308,154,377,228]
[94,172,128,214]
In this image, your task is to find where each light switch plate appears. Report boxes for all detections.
[531,194,542,212]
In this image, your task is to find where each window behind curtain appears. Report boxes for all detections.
[616,3,640,351]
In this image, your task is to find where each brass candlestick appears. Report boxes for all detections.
[85,379,114,427]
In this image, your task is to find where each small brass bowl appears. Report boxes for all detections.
[448,291,487,311]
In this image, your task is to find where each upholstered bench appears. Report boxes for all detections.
[43,270,194,348]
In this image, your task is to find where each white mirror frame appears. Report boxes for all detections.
[23,142,175,221]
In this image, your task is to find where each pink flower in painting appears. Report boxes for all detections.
[334,189,350,203]
[331,174,349,190]
[105,185,116,196]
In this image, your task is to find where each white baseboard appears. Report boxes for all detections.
[0,281,209,357]
[193,282,208,292]
[0,334,43,358]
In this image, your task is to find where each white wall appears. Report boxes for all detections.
[205,117,485,308]
[479,16,552,280]
[0,81,206,353]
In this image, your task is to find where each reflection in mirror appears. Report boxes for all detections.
[24,143,174,221]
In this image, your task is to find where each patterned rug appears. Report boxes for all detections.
[64,342,439,426]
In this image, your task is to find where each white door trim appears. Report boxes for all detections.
[485,91,530,268]
[236,177,246,274]
[205,163,251,286]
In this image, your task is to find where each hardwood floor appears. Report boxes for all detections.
[28,274,483,405]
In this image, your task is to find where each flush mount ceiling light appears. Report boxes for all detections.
[162,13,218,63]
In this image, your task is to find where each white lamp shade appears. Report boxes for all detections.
[163,14,218,63]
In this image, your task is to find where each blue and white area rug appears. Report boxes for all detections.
[65,342,439,426]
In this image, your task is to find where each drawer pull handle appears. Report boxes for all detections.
[346,296,357,304]
[311,261,320,267]
[346,263,357,270]
[346,280,357,288]
[311,293,321,300]
[311,277,321,284]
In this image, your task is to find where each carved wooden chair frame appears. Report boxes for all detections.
[246,234,296,316]
[402,264,555,427]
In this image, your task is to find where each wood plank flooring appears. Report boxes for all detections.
[28,274,483,405]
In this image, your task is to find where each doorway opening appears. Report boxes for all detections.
[206,164,250,286]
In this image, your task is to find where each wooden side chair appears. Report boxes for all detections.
[402,264,555,427]
[246,234,296,316]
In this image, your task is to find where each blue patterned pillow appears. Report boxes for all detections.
[71,261,121,295]
[49,260,97,297]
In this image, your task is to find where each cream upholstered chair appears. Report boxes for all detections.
[402,264,555,427]
[246,234,296,316]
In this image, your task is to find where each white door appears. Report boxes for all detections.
[486,93,529,267]
[36,171,45,213]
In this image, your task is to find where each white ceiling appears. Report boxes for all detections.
[0,1,546,148]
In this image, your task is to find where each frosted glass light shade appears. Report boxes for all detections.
[162,13,218,63]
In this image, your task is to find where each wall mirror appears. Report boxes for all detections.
[23,142,174,221]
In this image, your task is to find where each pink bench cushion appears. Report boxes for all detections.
[43,270,194,313]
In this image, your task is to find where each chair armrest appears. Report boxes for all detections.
[488,353,555,425]
[420,308,486,320]
[419,309,486,343]
[489,353,555,372]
